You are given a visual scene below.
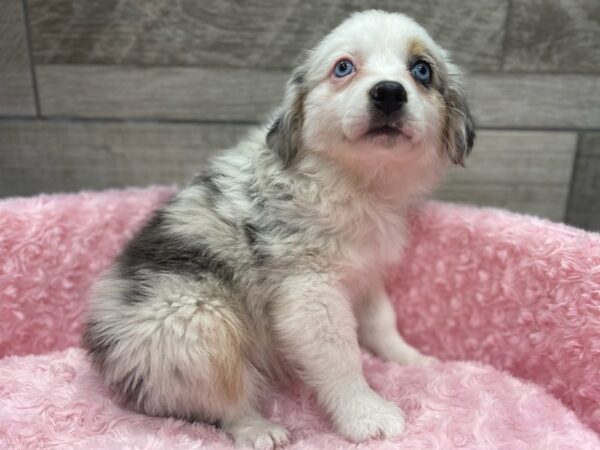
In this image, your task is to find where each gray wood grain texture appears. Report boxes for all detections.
[0,120,249,197]
[4,0,598,228]
[37,65,600,129]
[566,133,600,230]
[36,65,285,122]
[504,0,600,73]
[0,120,577,222]
[28,0,508,72]
[0,0,36,116]
[468,74,600,129]
[436,131,577,222]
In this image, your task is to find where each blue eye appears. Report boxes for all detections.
[333,60,355,78]
[411,60,431,84]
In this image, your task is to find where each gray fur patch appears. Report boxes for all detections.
[266,68,307,168]
[193,172,221,194]
[243,221,270,265]
[445,85,475,166]
[118,212,237,299]
[116,369,147,408]
[292,70,306,85]
[82,320,118,369]
[192,171,224,205]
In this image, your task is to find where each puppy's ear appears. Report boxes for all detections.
[266,67,307,168]
[443,66,475,166]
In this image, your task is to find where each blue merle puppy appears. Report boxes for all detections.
[84,10,474,449]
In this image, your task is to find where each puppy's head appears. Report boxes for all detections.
[267,10,475,173]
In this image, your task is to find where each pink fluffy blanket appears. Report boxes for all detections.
[1,186,599,449]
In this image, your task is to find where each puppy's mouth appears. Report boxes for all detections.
[363,122,414,142]
[366,125,403,138]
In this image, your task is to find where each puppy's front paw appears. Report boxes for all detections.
[390,348,439,367]
[407,354,439,367]
[332,389,406,442]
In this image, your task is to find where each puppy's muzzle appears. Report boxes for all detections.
[369,81,407,116]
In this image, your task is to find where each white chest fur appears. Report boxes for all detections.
[325,194,409,292]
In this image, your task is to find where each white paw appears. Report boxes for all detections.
[228,417,290,450]
[332,388,406,442]
[389,348,439,367]
[406,354,439,367]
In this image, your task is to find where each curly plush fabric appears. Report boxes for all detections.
[0,186,599,449]
[1,348,598,449]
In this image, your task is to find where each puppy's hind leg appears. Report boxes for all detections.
[160,291,289,449]
[152,282,290,449]
[87,274,288,449]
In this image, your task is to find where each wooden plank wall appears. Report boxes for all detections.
[1,0,599,228]
[0,0,36,115]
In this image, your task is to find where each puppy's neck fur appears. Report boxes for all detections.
[292,140,445,211]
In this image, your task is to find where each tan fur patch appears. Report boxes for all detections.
[208,310,248,404]
[407,38,443,91]
[407,38,429,60]
[432,91,450,159]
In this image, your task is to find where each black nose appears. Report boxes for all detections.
[369,81,407,116]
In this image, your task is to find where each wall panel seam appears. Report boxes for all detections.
[20,0,41,117]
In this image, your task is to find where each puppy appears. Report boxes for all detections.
[84,10,474,449]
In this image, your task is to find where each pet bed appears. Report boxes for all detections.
[1,186,599,449]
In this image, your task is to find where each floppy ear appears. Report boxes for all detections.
[266,68,307,168]
[443,67,475,166]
